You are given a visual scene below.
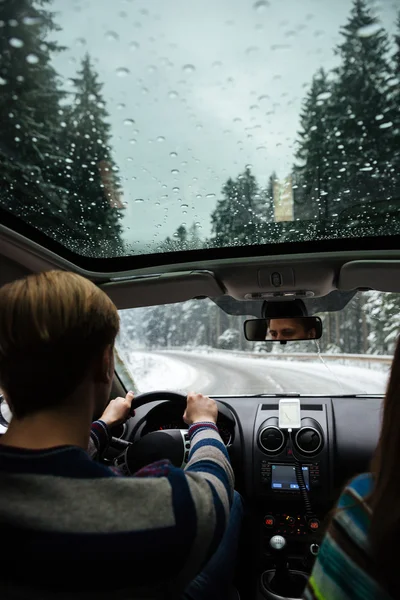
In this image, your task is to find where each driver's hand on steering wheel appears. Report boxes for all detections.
[183,392,218,425]
[100,391,135,428]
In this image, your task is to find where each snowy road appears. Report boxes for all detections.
[126,350,388,396]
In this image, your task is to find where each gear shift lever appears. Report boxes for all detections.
[269,535,290,592]
[268,535,307,598]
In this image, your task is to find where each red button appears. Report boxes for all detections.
[308,518,320,531]
[264,515,275,528]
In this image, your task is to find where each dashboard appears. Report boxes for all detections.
[122,394,382,498]
[119,393,382,573]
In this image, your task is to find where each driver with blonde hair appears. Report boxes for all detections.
[0,270,242,600]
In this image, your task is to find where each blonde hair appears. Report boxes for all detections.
[0,271,119,418]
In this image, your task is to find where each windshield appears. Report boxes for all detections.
[116,291,393,395]
[0,1,399,258]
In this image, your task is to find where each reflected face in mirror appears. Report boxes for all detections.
[266,318,317,341]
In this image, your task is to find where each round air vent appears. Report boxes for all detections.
[295,427,322,454]
[259,426,285,453]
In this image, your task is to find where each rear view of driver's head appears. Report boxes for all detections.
[0,271,119,420]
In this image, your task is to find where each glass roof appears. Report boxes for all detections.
[0,0,399,260]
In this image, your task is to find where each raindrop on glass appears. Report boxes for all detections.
[270,44,291,51]
[379,121,393,129]
[157,136,165,142]
[9,37,24,48]
[23,16,42,26]
[135,198,144,203]
[170,151,178,158]
[183,64,195,74]
[106,31,119,41]
[206,193,216,199]
[129,41,140,51]
[246,46,258,56]
[316,91,332,101]
[181,203,189,209]
[129,138,137,144]
[356,23,381,38]
[117,103,125,110]
[171,169,179,175]
[173,187,180,193]
[124,118,135,126]
[168,90,178,99]
[116,67,130,77]
[26,53,39,64]
[253,0,269,12]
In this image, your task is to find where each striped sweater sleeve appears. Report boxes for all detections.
[303,474,392,600]
[88,419,111,459]
[134,421,235,588]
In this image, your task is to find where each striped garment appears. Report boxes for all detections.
[303,473,393,600]
[0,415,234,600]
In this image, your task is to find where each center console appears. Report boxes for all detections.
[253,399,333,599]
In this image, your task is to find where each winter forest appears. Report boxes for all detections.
[0,0,400,357]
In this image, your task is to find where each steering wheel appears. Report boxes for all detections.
[112,391,233,474]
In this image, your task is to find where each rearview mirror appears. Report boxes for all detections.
[244,317,322,342]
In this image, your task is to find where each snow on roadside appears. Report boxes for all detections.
[127,351,199,393]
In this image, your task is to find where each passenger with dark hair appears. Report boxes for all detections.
[303,336,400,599]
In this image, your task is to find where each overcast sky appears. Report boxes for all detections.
[50,0,398,251]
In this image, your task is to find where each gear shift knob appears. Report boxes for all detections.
[269,535,287,552]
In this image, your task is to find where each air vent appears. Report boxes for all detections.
[295,427,322,454]
[259,426,285,453]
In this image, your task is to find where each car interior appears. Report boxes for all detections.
[1,0,399,597]
[1,226,399,599]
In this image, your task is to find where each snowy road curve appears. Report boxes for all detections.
[127,350,388,396]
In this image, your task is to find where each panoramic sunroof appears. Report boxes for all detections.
[0,0,399,260]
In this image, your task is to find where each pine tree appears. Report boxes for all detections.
[330,0,393,211]
[175,225,187,245]
[0,0,68,231]
[389,13,400,199]
[211,167,264,246]
[63,54,123,255]
[188,222,201,247]
[294,69,335,220]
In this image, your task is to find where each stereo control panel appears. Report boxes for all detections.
[253,401,331,504]
[260,461,321,492]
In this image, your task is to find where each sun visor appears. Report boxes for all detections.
[100,270,225,309]
[338,261,400,293]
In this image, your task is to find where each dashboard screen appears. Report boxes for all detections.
[271,464,309,491]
